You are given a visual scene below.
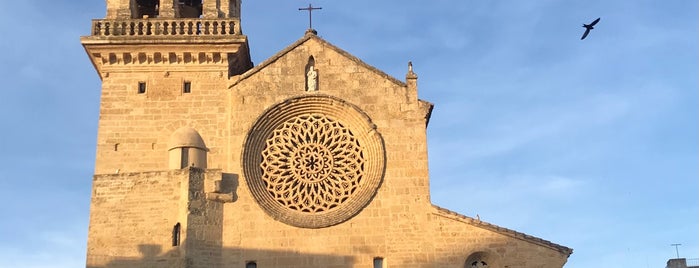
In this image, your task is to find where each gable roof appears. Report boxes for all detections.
[229,31,407,88]
[432,205,574,257]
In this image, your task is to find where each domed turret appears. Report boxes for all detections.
[167,127,208,169]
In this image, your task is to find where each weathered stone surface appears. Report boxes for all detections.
[83,2,571,268]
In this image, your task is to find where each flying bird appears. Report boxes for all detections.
[580,17,601,40]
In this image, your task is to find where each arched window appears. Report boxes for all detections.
[470,260,488,268]
[465,251,500,268]
[245,261,257,268]
[171,222,181,246]
[133,0,160,18]
[178,0,203,18]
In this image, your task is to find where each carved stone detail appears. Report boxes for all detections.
[242,95,385,228]
[260,114,364,213]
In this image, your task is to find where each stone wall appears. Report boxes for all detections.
[105,0,241,19]
[86,170,187,267]
[220,36,437,267]
[94,68,229,174]
[87,168,230,268]
[430,207,570,268]
[85,32,571,267]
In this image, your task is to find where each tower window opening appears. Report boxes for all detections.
[178,0,203,18]
[183,81,192,93]
[134,0,160,18]
[470,261,488,268]
[245,261,257,268]
[465,252,494,268]
[171,222,181,246]
[373,257,385,268]
[138,82,147,94]
[180,148,189,168]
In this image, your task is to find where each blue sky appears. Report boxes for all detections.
[0,0,696,267]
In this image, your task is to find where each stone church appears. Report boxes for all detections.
[81,1,572,267]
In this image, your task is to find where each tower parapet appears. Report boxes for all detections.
[89,18,240,37]
[83,0,251,79]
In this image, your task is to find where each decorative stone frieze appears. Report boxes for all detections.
[94,51,227,66]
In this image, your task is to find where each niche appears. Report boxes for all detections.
[464,251,500,268]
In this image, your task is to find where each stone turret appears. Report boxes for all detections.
[168,127,208,169]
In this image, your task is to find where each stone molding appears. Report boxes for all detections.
[93,51,229,66]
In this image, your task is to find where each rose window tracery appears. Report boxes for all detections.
[242,95,385,228]
[260,114,364,213]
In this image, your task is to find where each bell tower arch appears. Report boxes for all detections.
[131,0,160,18]
[106,0,240,19]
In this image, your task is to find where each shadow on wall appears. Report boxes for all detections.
[85,170,564,268]
[87,242,358,268]
[86,243,510,268]
[87,244,183,268]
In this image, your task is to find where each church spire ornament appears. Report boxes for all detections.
[406,61,418,79]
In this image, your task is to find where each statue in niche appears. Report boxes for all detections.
[306,65,318,91]
[305,56,318,92]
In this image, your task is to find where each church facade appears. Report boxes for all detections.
[81,1,572,267]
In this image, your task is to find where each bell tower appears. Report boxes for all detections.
[81,2,248,267]
[81,0,251,175]
[84,0,250,81]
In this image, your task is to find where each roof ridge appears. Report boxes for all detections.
[431,205,573,256]
[229,33,406,88]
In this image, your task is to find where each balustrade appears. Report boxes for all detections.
[91,18,241,37]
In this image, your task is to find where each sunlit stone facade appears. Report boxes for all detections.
[82,1,572,267]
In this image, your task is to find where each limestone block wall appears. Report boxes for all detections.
[228,37,432,208]
[105,0,130,19]
[216,36,437,267]
[85,33,570,267]
[105,0,240,19]
[219,174,394,267]
[94,69,229,175]
[185,169,226,268]
[86,170,188,268]
[85,168,569,268]
[87,168,229,268]
[430,209,570,268]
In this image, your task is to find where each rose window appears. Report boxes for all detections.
[243,95,385,228]
[260,114,364,213]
